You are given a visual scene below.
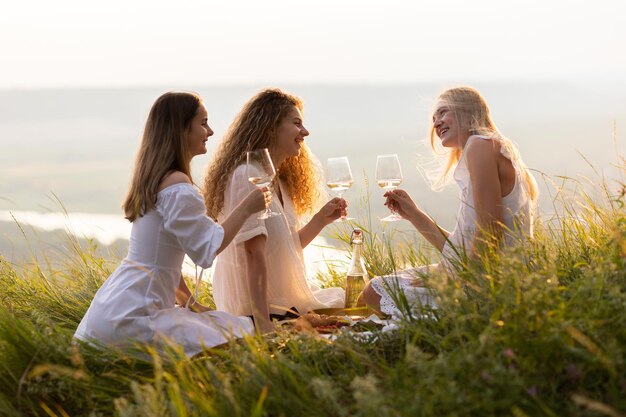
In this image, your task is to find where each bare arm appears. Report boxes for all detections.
[218,188,270,253]
[243,235,274,333]
[175,275,193,306]
[384,189,451,252]
[175,275,212,313]
[465,139,505,254]
[158,170,269,254]
[298,197,346,248]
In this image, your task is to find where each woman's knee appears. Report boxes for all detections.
[357,281,381,308]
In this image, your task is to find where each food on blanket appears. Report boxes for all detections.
[350,320,385,332]
[279,312,386,335]
[284,313,351,333]
[301,313,351,328]
[315,324,346,334]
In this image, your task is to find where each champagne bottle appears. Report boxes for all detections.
[345,229,369,308]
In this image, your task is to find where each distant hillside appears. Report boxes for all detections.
[0,219,128,266]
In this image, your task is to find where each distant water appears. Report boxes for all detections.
[0,209,345,281]
[0,210,130,246]
[1,82,625,254]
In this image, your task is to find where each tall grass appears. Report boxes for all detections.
[1,167,625,416]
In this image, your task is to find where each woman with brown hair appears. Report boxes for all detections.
[359,86,539,317]
[204,88,346,333]
[75,91,270,356]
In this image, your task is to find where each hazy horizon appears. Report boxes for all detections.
[2,81,624,215]
[1,80,625,268]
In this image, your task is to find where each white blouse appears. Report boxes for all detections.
[212,165,344,317]
[74,183,254,356]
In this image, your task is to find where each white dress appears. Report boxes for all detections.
[371,136,536,317]
[74,183,254,357]
[212,165,344,317]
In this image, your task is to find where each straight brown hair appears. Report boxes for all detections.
[123,91,202,221]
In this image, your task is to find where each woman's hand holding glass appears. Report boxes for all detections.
[375,154,404,222]
[247,148,281,219]
[316,197,348,225]
[325,156,353,222]
[383,189,418,221]
[242,186,272,217]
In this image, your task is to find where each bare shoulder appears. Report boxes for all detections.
[465,137,500,176]
[465,136,500,160]
[159,171,192,192]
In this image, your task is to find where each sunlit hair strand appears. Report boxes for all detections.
[428,86,538,201]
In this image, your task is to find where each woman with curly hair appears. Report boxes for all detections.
[203,88,346,333]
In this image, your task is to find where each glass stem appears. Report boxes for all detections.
[338,192,344,219]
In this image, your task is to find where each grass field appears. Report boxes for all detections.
[1,166,625,416]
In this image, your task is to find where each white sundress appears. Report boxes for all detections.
[74,183,254,357]
[370,136,536,317]
[212,164,344,317]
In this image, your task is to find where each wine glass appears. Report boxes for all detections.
[326,156,354,222]
[375,154,403,222]
[247,148,281,219]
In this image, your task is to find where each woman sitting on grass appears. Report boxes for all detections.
[75,91,270,356]
[203,88,346,334]
[359,86,539,317]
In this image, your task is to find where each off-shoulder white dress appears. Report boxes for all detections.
[212,165,344,317]
[370,136,536,317]
[74,183,254,356]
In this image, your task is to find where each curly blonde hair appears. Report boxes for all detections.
[203,88,320,219]
[429,86,538,201]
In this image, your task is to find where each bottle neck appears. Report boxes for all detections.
[348,242,365,275]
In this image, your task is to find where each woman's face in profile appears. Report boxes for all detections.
[186,103,214,159]
[273,106,309,162]
[432,102,467,149]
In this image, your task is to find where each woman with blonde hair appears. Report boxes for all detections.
[75,91,270,356]
[359,86,538,316]
[204,88,345,333]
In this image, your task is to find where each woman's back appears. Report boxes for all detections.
[443,135,536,260]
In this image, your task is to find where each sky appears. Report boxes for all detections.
[1,0,625,89]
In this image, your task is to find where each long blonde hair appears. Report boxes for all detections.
[429,86,538,201]
[203,88,320,219]
[123,91,201,221]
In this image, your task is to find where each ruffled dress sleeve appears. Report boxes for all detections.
[223,165,267,245]
[156,183,224,269]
